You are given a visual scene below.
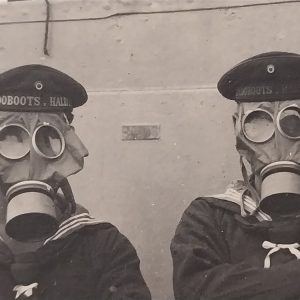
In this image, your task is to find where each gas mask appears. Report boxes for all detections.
[235,99,300,216]
[0,111,88,242]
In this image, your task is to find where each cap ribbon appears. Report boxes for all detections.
[262,241,300,268]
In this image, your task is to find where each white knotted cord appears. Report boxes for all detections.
[262,241,300,268]
[13,283,38,299]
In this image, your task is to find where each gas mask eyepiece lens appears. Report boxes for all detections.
[0,124,30,160]
[33,124,65,159]
[277,105,300,139]
[242,109,274,143]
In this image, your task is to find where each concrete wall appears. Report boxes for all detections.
[0,0,299,299]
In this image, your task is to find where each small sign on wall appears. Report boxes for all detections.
[122,124,160,141]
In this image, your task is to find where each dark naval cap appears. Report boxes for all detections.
[217,51,300,102]
[0,64,87,112]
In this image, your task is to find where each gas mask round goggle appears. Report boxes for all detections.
[242,104,300,144]
[236,101,300,216]
[0,122,65,161]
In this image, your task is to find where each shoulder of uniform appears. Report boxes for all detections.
[187,196,240,215]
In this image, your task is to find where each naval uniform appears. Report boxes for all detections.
[171,182,300,300]
[0,213,151,300]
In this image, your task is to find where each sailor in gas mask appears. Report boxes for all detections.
[171,52,300,300]
[0,65,151,300]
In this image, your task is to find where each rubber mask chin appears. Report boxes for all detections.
[0,112,88,241]
[235,100,300,216]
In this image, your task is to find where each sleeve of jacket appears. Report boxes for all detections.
[0,265,14,300]
[94,225,151,300]
[0,238,15,300]
[170,198,300,300]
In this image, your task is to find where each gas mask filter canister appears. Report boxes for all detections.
[5,181,58,242]
[260,161,300,215]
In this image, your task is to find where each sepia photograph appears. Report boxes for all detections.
[0,0,300,299]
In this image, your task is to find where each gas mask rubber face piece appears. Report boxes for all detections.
[235,99,300,216]
[0,111,88,241]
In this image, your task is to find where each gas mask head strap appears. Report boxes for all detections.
[51,172,76,215]
[239,155,260,215]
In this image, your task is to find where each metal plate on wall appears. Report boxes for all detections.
[122,124,160,141]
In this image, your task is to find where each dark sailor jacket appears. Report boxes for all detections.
[0,213,151,300]
[171,181,300,300]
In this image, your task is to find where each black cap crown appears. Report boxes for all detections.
[218,52,300,102]
[0,64,87,112]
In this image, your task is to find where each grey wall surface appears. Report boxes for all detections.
[0,1,299,299]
